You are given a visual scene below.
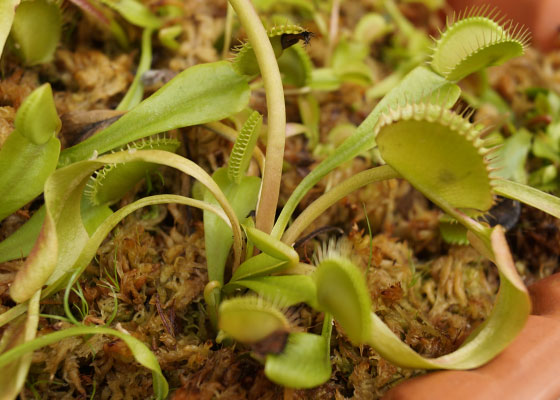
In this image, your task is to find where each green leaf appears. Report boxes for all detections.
[80,196,114,236]
[0,0,18,59]
[158,24,182,50]
[0,290,39,400]
[309,68,341,91]
[0,325,168,399]
[297,93,320,148]
[272,66,460,239]
[493,179,560,219]
[10,0,61,65]
[277,43,312,87]
[492,128,532,183]
[204,168,260,284]
[230,253,289,282]
[219,296,290,343]
[117,28,153,111]
[331,39,373,86]
[314,257,372,344]
[0,199,112,264]
[353,13,394,45]
[528,165,558,192]
[0,206,45,263]
[86,137,180,206]
[532,132,560,164]
[439,215,468,245]
[14,83,61,145]
[100,0,161,29]
[228,275,318,308]
[244,226,298,266]
[59,61,250,165]
[265,332,331,388]
[0,83,61,221]
[0,131,60,221]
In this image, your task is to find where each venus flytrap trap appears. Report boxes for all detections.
[0,83,61,221]
[233,24,308,77]
[84,135,181,206]
[430,5,531,82]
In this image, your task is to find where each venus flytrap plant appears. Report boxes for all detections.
[0,61,250,263]
[201,167,261,323]
[233,24,308,77]
[1,6,256,395]
[272,65,461,239]
[214,4,560,388]
[3,3,560,396]
[313,225,530,370]
[9,149,244,304]
[219,296,290,343]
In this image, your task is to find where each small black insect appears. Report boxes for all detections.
[280,31,314,49]
[483,197,521,231]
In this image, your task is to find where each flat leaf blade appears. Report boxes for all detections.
[493,179,560,219]
[59,61,250,165]
[265,333,331,389]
